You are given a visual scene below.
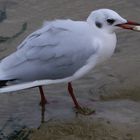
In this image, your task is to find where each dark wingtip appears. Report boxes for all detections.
[0,79,16,88]
[0,80,8,87]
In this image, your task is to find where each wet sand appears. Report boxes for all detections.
[0,0,140,139]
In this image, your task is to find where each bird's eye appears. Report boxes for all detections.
[107,19,115,25]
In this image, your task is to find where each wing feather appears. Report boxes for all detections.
[0,19,99,81]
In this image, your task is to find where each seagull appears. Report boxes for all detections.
[0,9,139,114]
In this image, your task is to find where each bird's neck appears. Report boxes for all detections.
[95,32,117,65]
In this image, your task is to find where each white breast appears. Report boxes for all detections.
[96,33,117,64]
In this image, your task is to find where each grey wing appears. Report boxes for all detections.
[0,20,98,81]
[1,21,66,70]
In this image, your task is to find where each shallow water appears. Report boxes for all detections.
[0,0,140,139]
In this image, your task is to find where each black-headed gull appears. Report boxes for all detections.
[0,9,139,114]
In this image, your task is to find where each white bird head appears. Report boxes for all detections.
[87,9,140,33]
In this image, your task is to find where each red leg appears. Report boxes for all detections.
[38,86,47,123]
[38,86,48,106]
[67,82,81,109]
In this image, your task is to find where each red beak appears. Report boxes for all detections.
[116,21,140,31]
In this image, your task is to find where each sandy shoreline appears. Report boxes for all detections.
[0,0,140,139]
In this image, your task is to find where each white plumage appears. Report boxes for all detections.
[0,9,136,93]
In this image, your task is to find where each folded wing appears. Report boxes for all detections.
[0,20,97,82]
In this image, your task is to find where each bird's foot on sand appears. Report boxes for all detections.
[74,106,95,115]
